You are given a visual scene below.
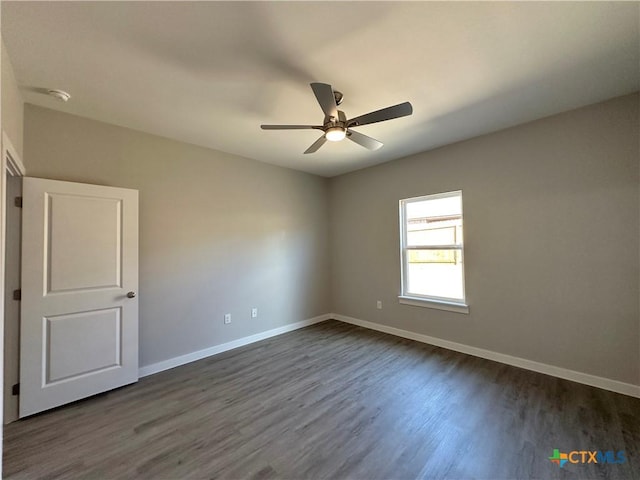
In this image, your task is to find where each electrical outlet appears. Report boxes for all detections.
[376,300,383,310]
[251,308,258,318]
[224,313,231,324]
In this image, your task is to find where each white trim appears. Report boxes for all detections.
[139,314,332,378]
[1,132,25,433]
[0,130,27,428]
[398,296,469,314]
[0,130,5,480]
[332,314,640,399]
[138,311,640,398]
[2,132,26,177]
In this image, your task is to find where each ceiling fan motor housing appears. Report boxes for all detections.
[324,110,347,128]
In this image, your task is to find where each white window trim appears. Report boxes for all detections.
[398,296,469,314]
[399,190,469,314]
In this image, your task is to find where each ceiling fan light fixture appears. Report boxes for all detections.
[325,126,346,142]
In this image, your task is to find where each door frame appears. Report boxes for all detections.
[2,133,25,425]
[2,133,25,178]
[0,132,26,476]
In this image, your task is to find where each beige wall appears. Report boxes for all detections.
[330,93,640,386]
[23,104,331,368]
[1,39,23,157]
[14,91,640,392]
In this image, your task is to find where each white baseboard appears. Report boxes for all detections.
[332,313,640,399]
[138,314,332,378]
[138,311,640,399]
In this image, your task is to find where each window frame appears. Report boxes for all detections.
[399,190,469,314]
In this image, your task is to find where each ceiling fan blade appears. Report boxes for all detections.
[346,129,383,150]
[347,102,413,127]
[310,83,338,119]
[261,125,323,130]
[304,135,327,154]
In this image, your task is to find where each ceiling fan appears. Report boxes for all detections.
[261,83,413,154]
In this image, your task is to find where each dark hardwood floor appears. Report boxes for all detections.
[4,320,639,479]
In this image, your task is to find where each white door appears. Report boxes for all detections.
[20,177,138,417]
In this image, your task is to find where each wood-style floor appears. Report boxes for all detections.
[4,320,639,479]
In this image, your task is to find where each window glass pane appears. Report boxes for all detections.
[407,223,462,246]
[406,249,464,300]
[405,195,461,220]
[408,249,458,264]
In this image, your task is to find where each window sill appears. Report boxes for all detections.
[398,296,470,314]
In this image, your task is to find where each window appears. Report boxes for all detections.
[399,191,468,313]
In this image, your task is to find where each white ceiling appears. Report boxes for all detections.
[2,2,639,177]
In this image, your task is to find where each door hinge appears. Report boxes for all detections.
[12,383,19,396]
[13,289,21,301]
[14,196,22,208]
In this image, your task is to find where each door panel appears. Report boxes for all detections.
[45,307,122,384]
[20,177,138,418]
[47,193,122,292]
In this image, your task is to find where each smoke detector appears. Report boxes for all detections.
[47,89,71,102]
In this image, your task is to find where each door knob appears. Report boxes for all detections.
[127,291,136,298]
